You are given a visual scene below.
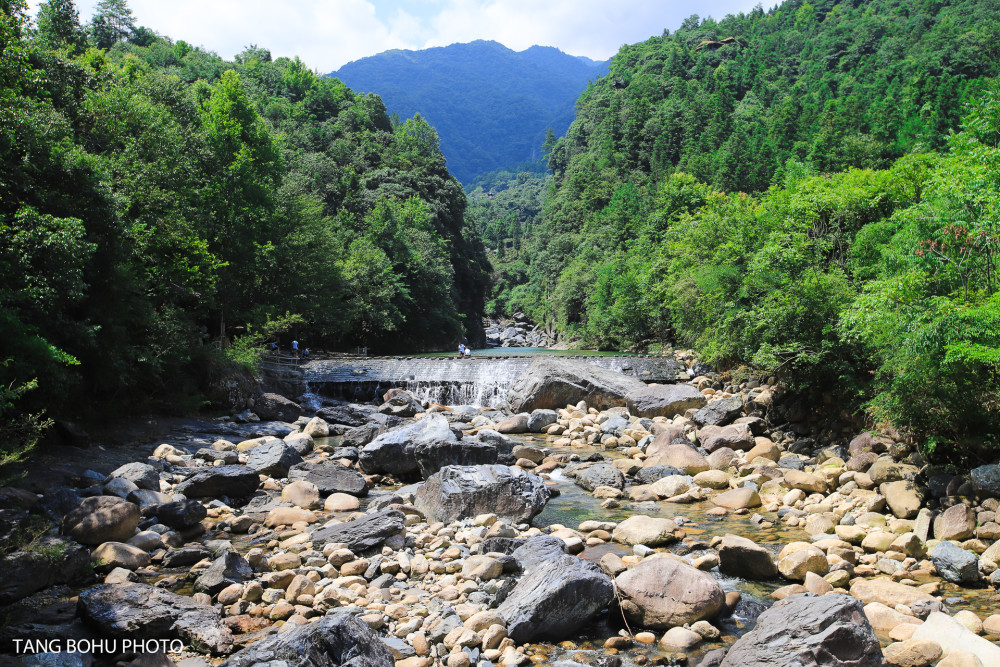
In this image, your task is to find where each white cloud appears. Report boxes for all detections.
[27,0,769,72]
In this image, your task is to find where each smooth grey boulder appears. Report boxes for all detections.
[414,464,549,524]
[625,383,707,419]
[507,358,647,412]
[194,552,253,595]
[61,496,140,545]
[317,404,377,427]
[719,593,882,667]
[288,461,368,496]
[106,462,160,491]
[254,393,301,422]
[691,395,744,426]
[413,438,498,479]
[359,413,455,477]
[496,413,530,434]
[153,499,206,529]
[78,582,233,655]
[174,465,259,499]
[220,613,392,667]
[930,541,980,584]
[310,509,406,553]
[573,463,626,491]
[498,536,614,643]
[527,409,558,432]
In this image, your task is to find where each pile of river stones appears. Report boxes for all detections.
[5,361,1000,667]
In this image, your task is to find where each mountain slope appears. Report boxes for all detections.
[330,40,608,184]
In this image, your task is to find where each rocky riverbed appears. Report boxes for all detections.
[3,355,1000,667]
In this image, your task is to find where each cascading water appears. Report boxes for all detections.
[301,354,684,408]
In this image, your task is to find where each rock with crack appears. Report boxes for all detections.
[77,582,233,655]
[498,536,614,643]
[414,464,549,524]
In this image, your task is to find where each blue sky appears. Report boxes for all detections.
[29,0,772,72]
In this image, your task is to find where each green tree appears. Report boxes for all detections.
[35,0,86,53]
[89,0,134,49]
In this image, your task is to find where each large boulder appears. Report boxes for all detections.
[626,384,706,419]
[414,465,549,524]
[615,557,725,629]
[175,465,260,499]
[106,462,160,491]
[507,358,647,412]
[221,612,392,667]
[78,582,233,655]
[881,480,926,519]
[971,464,1000,499]
[498,536,615,643]
[698,424,754,452]
[527,409,558,432]
[359,414,455,477]
[378,392,422,418]
[0,537,90,604]
[288,462,368,497]
[254,393,302,422]
[691,396,744,426]
[612,516,678,546]
[718,534,779,580]
[644,444,710,475]
[413,439,498,479]
[309,509,406,553]
[719,593,883,667]
[317,404,376,428]
[930,541,980,584]
[61,496,140,545]
[246,441,303,478]
[574,463,626,492]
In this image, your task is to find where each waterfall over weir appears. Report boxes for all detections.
[301,355,685,408]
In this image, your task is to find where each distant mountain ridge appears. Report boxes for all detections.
[329,40,608,185]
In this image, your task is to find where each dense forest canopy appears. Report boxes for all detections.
[478,0,1000,452]
[0,0,489,451]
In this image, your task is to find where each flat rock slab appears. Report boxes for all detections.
[174,465,260,499]
[309,509,406,553]
[78,582,233,655]
[288,462,368,496]
[626,384,706,419]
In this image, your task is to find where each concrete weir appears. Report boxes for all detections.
[302,355,686,408]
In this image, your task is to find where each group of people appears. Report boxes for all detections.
[268,340,309,360]
[457,343,472,358]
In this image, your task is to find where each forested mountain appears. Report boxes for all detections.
[330,40,607,184]
[0,0,488,448]
[490,0,1000,451]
